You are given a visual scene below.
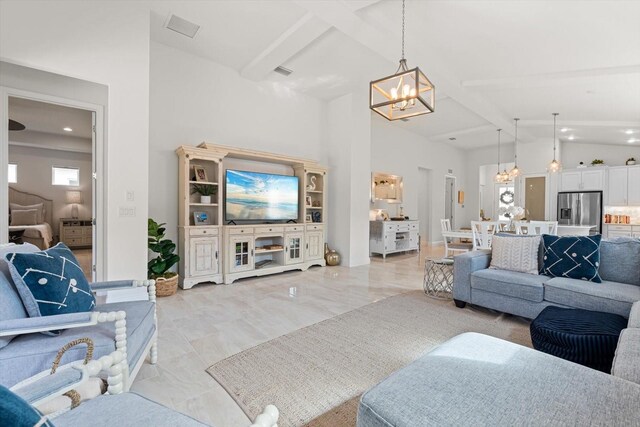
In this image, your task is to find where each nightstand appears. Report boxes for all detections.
[59,218,93,248]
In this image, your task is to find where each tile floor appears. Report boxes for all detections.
[131,245,444,426]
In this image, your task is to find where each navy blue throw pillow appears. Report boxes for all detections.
[5,243,95,317]
[0,384,54,427]
[540,234,602,283]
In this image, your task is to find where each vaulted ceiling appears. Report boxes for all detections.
[149,0,640,149]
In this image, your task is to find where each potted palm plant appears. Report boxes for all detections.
[191,184,217,204]
[627,157,636,165]
[148,218,180,296]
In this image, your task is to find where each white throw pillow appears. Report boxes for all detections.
[490,235,541,275]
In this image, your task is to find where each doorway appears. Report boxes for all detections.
[2,90,103,281]
[417,167,432,245]
[522,174,549,220]
[444,175,456,229]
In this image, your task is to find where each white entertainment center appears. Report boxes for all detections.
[176,143,327,288]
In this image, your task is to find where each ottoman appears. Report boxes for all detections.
[530,306,627,372]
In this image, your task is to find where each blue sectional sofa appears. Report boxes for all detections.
[452,237,640,319]
[357,310,640,427]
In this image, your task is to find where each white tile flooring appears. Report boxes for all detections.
[130,245,444,426]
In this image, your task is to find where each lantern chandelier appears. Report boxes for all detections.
[369,0,435,121]
[547,113,562,173]
[509,118,522,179]
[495,128,510,183]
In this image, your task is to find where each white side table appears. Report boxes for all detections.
[423,258,454,300]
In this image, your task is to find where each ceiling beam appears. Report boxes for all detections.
[519,119,640,128]
[428,124,496,141]
[292,0,534,141]
[240,13,329,81]
[461,64,640,89]
[241,1,384,82]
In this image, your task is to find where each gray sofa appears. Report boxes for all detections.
[452,237,640,319]
[357,304,640,426]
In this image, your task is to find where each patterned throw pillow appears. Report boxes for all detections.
[540,234,602,283]
[5,243,95,317]
[0,384,54,427]
[490,234,541,274]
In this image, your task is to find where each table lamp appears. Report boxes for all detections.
[66,190,82,219]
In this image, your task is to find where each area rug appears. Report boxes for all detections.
[207,291,531,426]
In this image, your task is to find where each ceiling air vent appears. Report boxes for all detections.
[274,66,293,77]
[165,14,200,39]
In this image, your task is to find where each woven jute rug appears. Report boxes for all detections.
[207,291,531,426]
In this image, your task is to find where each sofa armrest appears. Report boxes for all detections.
[0,312,96,337]
[453,250,491,302]
[11,349,127,406]
[90,279,156,302]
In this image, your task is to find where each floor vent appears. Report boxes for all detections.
[165,14,200,39]
[274,66,293,76]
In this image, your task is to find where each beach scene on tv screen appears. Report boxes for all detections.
[226,170,298,220]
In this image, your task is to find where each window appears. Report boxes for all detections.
[52,166,79,186]
[8,164,17,183]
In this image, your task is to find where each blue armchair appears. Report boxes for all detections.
[0,243,158,392]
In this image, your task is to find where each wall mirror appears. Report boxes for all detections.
[371,172,403,203]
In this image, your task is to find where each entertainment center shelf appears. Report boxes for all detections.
[176,143,327,289]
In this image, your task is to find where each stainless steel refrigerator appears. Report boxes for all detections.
[557,191,603,235]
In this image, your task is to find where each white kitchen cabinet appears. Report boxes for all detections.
[628,167,640,205]
[606,166,640,206]
[607,167,628,205]
[560,169,605,192]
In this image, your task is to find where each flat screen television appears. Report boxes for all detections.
[225,169,299,221]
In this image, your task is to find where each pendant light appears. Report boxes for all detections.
[509,118,522,179]
[547,113,562,173]
[369,0,435,121]
[494,129,510,183]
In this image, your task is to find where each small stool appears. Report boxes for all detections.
[530,306,627,372]
[423,258,454,300]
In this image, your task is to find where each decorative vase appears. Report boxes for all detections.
[200,195,211,204]
[324,243,340,266]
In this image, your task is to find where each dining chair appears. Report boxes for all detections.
[471,221,498,250]
[515,221,535,235]
[441,219,472,257]
[530,221,558,235]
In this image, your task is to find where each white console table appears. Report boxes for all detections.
[369,220,419,259]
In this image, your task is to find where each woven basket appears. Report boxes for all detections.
[155,274,179,297]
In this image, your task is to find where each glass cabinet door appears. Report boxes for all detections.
[230,236,254,272]
[285,232,304,265]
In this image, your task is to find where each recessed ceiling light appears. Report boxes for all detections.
[560,128,569,133]
[628,138,637,144]
[63,127,73,132]
[567,135,575,141]
[625,129,634,135]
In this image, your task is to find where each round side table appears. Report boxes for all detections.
[423,257,454,300]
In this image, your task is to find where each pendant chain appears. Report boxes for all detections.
[401,0,405,60]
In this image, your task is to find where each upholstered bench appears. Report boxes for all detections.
[530,306,627,372]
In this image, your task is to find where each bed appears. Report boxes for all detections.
[8,187,54,250]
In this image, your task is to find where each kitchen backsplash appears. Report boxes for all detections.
[604,206,640,224]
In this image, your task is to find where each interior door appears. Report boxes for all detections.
[91,111,96,281]
[523,176,546,220]
[444,176,455,229]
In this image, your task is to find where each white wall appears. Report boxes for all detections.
[371,117,467,244]
[561,142,640,168]
[9,145,92,236]
[0,1,150,280]
[148,42,326,246]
